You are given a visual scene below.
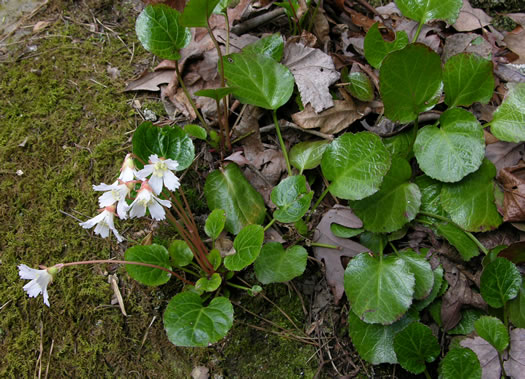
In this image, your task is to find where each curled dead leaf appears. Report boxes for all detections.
[498,163,525,222]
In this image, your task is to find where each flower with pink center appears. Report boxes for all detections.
[79,205,124,242]
[93,180,131,219]
[136,154,180,195]
[128,180,171,220]
[18,264,59,307]
[119,153,137,182]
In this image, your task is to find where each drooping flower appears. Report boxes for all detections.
[136,154,180,195]
[119,153,137,182]
[79,205,124,242]
[18,264,59,307]
[128,180,171,220]
[93,180,132,219]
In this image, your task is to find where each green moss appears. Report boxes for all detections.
[492,15,518,32]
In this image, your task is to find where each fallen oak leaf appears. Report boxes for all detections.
[453,0,492,32]
[498,163,525,222]
[460,336,503,379]
[313,205,369,303]
[503,328,525,379]
[124,70,175,92]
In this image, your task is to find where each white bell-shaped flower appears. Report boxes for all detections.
[18,264,56,307]
[93,180,131,219]
[79,205,124,242]
[119,153,137,182]
[136,154,180,195]
[128,180,171,220]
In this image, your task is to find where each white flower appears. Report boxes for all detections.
[79,205,124,242]
[136,154,180,195]
[18,264,55,307]
[119,153,137,182]
[93,181,131,219]
[129,180,171,220]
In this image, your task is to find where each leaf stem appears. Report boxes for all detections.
[174,62,209,131]
[423,367,431,379]
[264,218,276,232]
[225,281,252,291]
[309,241,340,249]
[307,187,330,223]
[58,259,193,285]
[412,22,423,43]
[272,110,293,176]
[418,211,489,255]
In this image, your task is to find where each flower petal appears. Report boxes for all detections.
[163,170,180,191]
[148,201,166,220]
[149,174,163,195]
[136,165,154,180]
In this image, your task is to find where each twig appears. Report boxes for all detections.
[137,316,157,360]
[0,300,12,312]
[44,339,54,379]
[231,8,286,35]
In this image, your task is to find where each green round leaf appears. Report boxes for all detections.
[359,232,388,254]
[163,292,233,347]
[448,308,484,335]
[135,5,191,61]
[344,253,415,324]
[271,175,313,223]
[289,140,330,173]
[224,224,264,271]
[181,0,221,27]
[380,44,443,123]
[183,124,207,140]
[397,249,434,300]
[243,34,284,61]
[205,209,226,240]
[254,243,307,284]
[443,53,494,107]
[321,132,391,201]
[474,316,509,352]
[509,283,525,328]
[348,309,418,364]
[394,0,462,24]
[208,249,222,270]
[436,223,480,261]
[383,127,415,159]
[125,244,172,286]
[205,163,266,235]
[132,122,195,170]
[194,87,236,101]
[438,348,481,379]
[223,52,295,110]
[440,159,502,232]
[491,83,525,142]
[415,175,445,222]
[393,322,440,374]
[195,273,222,292]
[413,266,444,311]
[169,240,194,267]
[414,108,484,182]
[330,224,364,238]
[350,158,421,233]
[480,257,522,308]
[345,72,374,102]
[364,22,409,69]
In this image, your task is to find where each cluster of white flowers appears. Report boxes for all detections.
[79,153,181,242]
[18,264,60,307]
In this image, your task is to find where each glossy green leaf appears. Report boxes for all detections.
[223,52,294,110]
[383,127,415,159]
[438,348,481,379]
[350,158,421,233]
[135,5,191,61]
[345,72,374,102]
[169,240,194,267]
[491,83,525,142]
[395,0,462,24]
[181,0,221,27]
[205,164,266,235]
[183,124,207,140]
[195,273,222,292]
[125,244,172,286]
[208,249,222,270]
[348,309,418,364]
[163,292,233,347]
[205,209,226,240]
[289,140,330,173]
[271,175,313,223]
[415,175,445,222]
[474,316,509,352]
[330,224,364,238]
[243,34,284,61]
[224,224,264,271]
[359,232,388,254]
[195,87,236,101]
[394,322,440,374]
[132,122,195,170]
[398,249,434,300]
[413,266,444,311]
[448,308,484,335]
[254,243,307,284]
[480,257,522,308]
[344,253,415,324]
[321,132,391,201]
[415,108,484,183]
[364,22,409,69]
[437,223,480,261]
[429,300,442,326]
[440,159,502,232]
[443,53,494,107]
[509,283,525,328]
[380,44,442,123]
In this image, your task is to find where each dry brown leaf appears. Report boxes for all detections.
[396,19,441,53]
[443,33,493,61]
[505,26,525,64]
[498,163,525,222]
[282,42,340,113]
[313,205,369,303]
[485,141,525,172]
[292,100,370,134]
[312,8,330,45]
[508,14,525,27]
[460,336,503,379]
[124,70,175,92]
[495,63,525,83]
[191,366,210,379]
[224,151,251,166]
[503,328,525,379]
[32,21,50,33]
[453,0,492,32]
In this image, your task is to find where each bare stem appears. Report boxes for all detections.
[174,62,209,130]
